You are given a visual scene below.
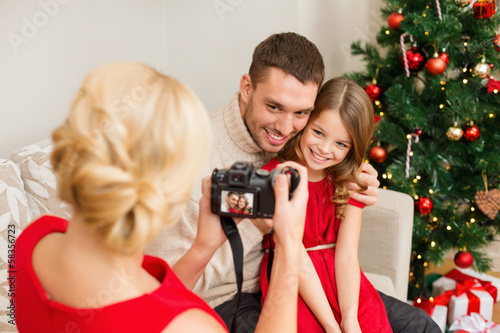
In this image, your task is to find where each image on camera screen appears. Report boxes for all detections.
[220,190,255,217]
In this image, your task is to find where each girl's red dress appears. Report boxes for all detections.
[260,158,392,332]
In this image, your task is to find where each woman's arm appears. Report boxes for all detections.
[335,204,363,333]
[254,161,309,333]
[171,177,229,290]
[298,245,341,333]
[174,161,309,332]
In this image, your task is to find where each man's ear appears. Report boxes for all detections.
[239,74,252,104]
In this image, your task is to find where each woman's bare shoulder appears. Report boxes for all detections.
[162,309,227,333]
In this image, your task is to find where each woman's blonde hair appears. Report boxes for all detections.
[51,62,211,254]
[278,77,374,219]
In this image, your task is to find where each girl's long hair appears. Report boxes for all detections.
[278,77,374,218]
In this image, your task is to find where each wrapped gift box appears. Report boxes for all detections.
[447,281,494,325]
[432,268,499,302]
[473,0,496,19]
[430,304,447,332]
[413,298,447,332]
[449,312,500,332]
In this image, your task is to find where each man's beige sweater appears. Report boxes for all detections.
[146,93,276,308]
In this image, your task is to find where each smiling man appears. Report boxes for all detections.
[239,67,318,152]
[146,32,439,333]
[224,191,239,212]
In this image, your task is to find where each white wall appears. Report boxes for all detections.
[0,0,169,158]
[298,0,385,79]
[0,0,384,158]
[164,0,299,112]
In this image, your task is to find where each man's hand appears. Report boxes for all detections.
[346,163,380,207]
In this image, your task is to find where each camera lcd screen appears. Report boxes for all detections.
[220,190,256,217]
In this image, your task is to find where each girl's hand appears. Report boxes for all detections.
[325,324,343,333]
[340,316,362,333]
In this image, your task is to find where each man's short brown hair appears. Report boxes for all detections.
[249,32,325,88]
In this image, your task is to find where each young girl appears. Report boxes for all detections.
[260,77,392,333]
[236,195,252,215]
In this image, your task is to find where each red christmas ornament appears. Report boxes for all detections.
[454,250,474,269]
[388,12,404,30]
[365,83,382,102]
[438,51,450,64]
[473,0,495,19]
[494,34,500,52]
[414,126,423,136]
[415,197,433,215]
[426,53,448,76]
[463,124,480,141]
[369,146,388,163]
[403,46,427,72]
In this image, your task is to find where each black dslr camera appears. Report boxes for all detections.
[211,161,300,219]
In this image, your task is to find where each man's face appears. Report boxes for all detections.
[240,68,318,153]
[226,194,238,208]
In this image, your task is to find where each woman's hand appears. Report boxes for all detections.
[346,162,379,207]
[193,176,227,253]
[171,176,227,290]
[271,161,309,247]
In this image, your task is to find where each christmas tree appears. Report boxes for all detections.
[346,0,500,299]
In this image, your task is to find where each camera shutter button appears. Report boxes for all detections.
[255,169,270,177]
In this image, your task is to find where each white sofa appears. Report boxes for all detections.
[0,139,414,331]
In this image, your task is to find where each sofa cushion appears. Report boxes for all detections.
[0,159,32,332]
[359,188,414,301]
[10,139,71,220]
[364,272,397,299]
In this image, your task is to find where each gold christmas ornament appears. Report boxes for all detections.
[474,58,491,79]
[446,123,463,140]
[454,0,472,7]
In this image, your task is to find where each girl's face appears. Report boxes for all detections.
[238,197,246,208]
[299,109,352,182]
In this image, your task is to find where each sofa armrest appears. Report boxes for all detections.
[358,188,414,301]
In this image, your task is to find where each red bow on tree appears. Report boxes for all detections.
[486,78,500,93]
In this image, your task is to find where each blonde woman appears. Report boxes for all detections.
[13,62,308,332]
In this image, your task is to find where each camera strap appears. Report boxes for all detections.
[219,216,243,333]
[266,237,274,284]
